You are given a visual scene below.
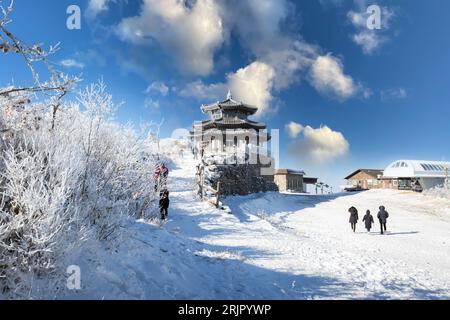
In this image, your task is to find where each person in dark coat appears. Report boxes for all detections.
[362,210,374,232]
[377,205,389,234]
[348,206,358,232]
[159,190,170,220]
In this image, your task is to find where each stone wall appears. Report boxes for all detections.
[274,174,304,192]
[347,171,380,190]
[204,163,278,196]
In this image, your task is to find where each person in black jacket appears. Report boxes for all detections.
[348,206,358,232]
[377,205,389,234]
[159,190,170,220]
[362,210,374,232]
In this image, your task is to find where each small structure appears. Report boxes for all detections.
[382,160,450,191]
[274,169,318,193]
[190,90,271,163]
[344,169,384,191]
[191,91,277,196]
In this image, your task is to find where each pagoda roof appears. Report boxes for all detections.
[194,118,267,130]
[201,91,258,115]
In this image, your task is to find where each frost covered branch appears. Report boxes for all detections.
[0,0,80,126]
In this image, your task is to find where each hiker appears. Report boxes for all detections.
[154,162,169,191]
[348,206,358,233]
[362,210,374,232]
[159,190,170,220]
[377,205,389,234]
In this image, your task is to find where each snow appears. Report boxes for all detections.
[61,152,450,300]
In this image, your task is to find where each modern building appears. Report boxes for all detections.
[274,169,318,193]
[381,160,450,191]
[344,169,384,191]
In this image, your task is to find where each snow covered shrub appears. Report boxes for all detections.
[423,185,450,200]
[0,81,160,298]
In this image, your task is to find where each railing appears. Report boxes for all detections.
[196,163,221,208]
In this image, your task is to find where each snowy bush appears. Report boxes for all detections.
[0,81,160,298]
[423,185,450,200]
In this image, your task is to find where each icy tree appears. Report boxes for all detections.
[0,1,162,298]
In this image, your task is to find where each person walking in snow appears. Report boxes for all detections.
[377,205,389,234]
[159,190,170,220]
[193,146,198,160]
[362,210,374,232]
[348,206,358,232]
[154,162,169,191]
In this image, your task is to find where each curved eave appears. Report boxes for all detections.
[206,124,266,131]
[201,99,258,115]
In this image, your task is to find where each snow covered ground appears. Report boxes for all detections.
[66,154,450,300]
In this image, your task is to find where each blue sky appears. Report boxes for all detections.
[1,0,450,190]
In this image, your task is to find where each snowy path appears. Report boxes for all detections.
[72,155,450,299]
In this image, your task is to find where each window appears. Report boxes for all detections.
[421,163,443,171]
[211,110,222,120]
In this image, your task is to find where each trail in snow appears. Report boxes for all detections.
[68,154,450,300]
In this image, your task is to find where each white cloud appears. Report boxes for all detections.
[288,124,350,165]
[60,59,85,69]
[285,121,304,139]
[380,87,407,101]
[87,0,110,18]
[310,54,356,99]
[262,40,318,91]
[144,98,160,110]
[178,80,227,101]
[117,0,225,76]
[115,0,364,115]
[351,30,386,55]
[177,61,277,118]
[146,82,169,96]
[348,6,395,54]
[219,0,289,55]
[227,61,276,117]
[180,51,360,117]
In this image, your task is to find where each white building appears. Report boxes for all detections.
[382,160,450,190]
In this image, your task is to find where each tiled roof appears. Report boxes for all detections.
[202,98,258,115]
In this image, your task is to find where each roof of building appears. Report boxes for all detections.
[383,160,450,178]
[201,91,258,115]
[345,169,384,180]
[303,177,318,184]
[275,169,306,176]
[194,118,267,130]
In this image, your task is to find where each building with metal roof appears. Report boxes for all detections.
[382,160,450,190]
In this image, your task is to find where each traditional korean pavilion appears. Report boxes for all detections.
[190,91,271,156]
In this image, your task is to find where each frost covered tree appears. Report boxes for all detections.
[0,1,162,298]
